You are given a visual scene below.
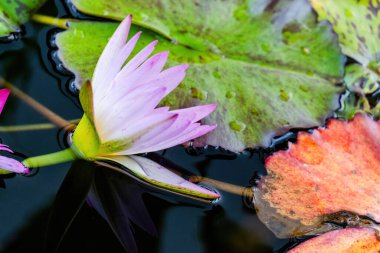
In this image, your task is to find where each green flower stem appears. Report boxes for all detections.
[31,14,174,41]
[23,148,78,168]
[0,79,75,130]
[32,14,70,29]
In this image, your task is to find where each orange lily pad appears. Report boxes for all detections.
[253,113,380,237]
[289,228,380,253]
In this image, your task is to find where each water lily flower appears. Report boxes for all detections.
[24,16,218,200]
[0,89,29,174]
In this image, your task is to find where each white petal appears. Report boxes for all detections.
[113,51,169,93]
[128,125,217,153]
[99,155,220,200]
[115,40,158,81]
[104,107,175,143]
[124,116,194,154]
[171,104,217,123]
[94,31,142,104]
[97,87,167,139]
[92,16,132,95]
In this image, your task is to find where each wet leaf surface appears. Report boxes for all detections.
[289,228,380,253]
[253,113,380,237]
[310,0,380,67]
[0,0,46,37]
[310,0,380,118]
[57,0,344,152]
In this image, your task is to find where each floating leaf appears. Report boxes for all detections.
[57,0,344,151]
[0,0,46,37]
[253,113,380,237]
[310,0,380,68]
[310,0,380,117]
[345,64,380,95]
[336,90,380,120]
[336,92,368,120]
[289,228,380,253]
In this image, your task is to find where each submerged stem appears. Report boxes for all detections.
[23,148,77,168]
[0,79,75,130]
[189,175,253,198]
[0,119,80,132]
[31,14,70,29]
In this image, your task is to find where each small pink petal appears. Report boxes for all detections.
[114,103,217,154]
[105,105,175,144]
[171,104,217,123]
[156,64,188,96]
[146,124,217,152]
[124,65,187,99]
[92,16,132,94]
[95,82,160,123]
[0,156,29,174]
[114,51,169,92]
[0,88,10,115]
[98,31,142,100]
[111,63,187,106]
[125,115,194,153]
[124,124,216,154]
[104,51,169,105]
[0,144,13,153]
[116,114,181,154]
[114,31,142,71]
[98,87,167,138]
[116,40,158,79]
[151,107,170,114]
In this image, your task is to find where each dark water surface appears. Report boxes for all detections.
[0,1,291,252]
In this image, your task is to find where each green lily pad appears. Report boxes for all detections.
[337,91,380,120]
[310,0,380,119]
[57,0,344,151]
[0,0,46,37]
[310,0,380,68]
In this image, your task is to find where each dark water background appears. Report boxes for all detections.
[0,0,292,252]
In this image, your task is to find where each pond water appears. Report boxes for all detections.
[0,1,294,252]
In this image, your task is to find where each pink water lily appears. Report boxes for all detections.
[90,15,216,154]
[0,89,29,174]
[69,16,219,199]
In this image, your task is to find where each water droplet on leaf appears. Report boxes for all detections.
[190,87,208,100]
[229,120,246,132]
[300,85,309,92]
[344,8,353,17]
[279,89,289,101]
[301,47,310,55]
[261,43,271,53]
[212,70,221,79]
[225,91,236,99]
